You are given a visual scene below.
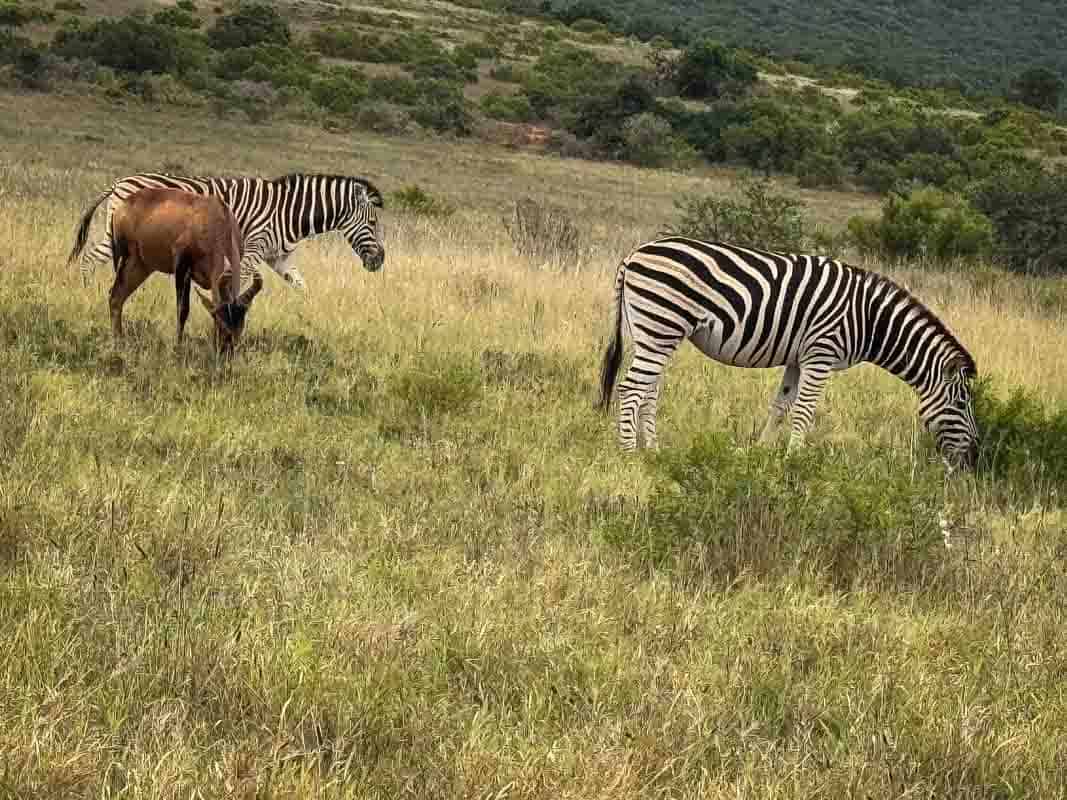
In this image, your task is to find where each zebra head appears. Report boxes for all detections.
[919,351,979,469]
[339,178,385,272]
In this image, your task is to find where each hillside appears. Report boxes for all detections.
[514,0,1067,97]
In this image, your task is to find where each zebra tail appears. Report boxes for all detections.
[67,190,110,266]
[597,264,626,412]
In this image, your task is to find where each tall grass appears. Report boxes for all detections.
[3,89,1067,798]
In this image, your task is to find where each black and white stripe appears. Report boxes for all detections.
[598,237,980,468]
[69,172,385,290]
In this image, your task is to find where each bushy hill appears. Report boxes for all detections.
[505,0,1067,97]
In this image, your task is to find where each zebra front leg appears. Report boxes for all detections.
[760,363,800,443]
[786,359,834,452]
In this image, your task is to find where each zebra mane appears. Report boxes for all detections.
[271,173,384,208]
[857,266,977,378]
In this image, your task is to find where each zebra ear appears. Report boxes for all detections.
[943,354,974,382]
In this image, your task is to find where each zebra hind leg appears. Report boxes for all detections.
[638,378,662,451]
[617,338,680,452]
[760,363,800,444]
[80,240,113,287]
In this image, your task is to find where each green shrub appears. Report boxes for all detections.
[479,90,534,122]
[354,101,413,134]
[488,62,520,83]
[568,18,604,34]
[847,187,993,263]
[310,67,369,115]
[369,74,419,105]
[214,43,317,89]
[605,433,947,591]
[974,380,1067,496]
[672,38,757,100]
[670,175,810,252]
[208,2,289,50]
[0,1,53,27]
[52,16,207,75]
[721,101,831,174]
[619,112,698,169]
[968,165,1067,274]
[53,0,85,13]
[389,185,455,218]
[410,79,472,134]
[152,7,200,29]
[796,150,846,188]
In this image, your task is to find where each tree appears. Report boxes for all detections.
[673,39,757,101]
[208,3,290,50]
[1010,67,1064,112]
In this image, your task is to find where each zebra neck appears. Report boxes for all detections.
[861,287,946,397]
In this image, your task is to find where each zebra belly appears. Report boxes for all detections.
[688,318,788,368]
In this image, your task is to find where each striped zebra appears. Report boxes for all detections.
[68,172,385,290]
[598,237,980,468]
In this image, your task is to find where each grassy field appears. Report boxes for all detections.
[3,88,1067,798]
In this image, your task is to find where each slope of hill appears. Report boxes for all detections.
[508,0,1067,96]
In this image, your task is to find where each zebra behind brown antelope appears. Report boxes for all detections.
[69,172,385,291]
[598,237,980,469]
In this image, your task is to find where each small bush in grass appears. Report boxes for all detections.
[354,101,413,134]
[504,197,584,267]
[847,187,993,264]
[670,175,810,251]
[479,90,534,123]
[604,433,947,592]
[620,112,699,169]
[389,185,455,218]
[974,379,1067,495]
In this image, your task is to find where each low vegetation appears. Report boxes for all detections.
[2,83,1067,797]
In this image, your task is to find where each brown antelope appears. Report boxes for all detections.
[108,187,263,355]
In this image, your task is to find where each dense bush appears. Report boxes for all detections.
[310,67,368,115]
[369,74,419,106]
[52,16,207,75]
[606,433,947,590]
[969,165,1067,274]
[795,150,847,188]
[619,112,698,169]
[670,176,810,252]
[568,74,657,155]
[480,90,535,122]
[721,98,832,173]
[847,187,993,263]
[152,7,200,29]
[208,2,290,50]
[0,1,53,26]
[214,43,317,89]
[410,79,472,135]
[974,381,1067,493]
[671,38,758,100]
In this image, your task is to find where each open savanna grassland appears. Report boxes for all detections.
[3,89,1067,799]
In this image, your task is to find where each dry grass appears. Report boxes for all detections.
[2,88,1067,799]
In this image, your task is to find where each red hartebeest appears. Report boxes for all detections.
[108,187,263,355]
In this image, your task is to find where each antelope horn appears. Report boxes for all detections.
[236,271,264,308]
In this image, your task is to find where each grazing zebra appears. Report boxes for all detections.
[69,172,385,290]
[598,237,980,468]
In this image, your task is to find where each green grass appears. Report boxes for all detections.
[3,88,1067,798]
